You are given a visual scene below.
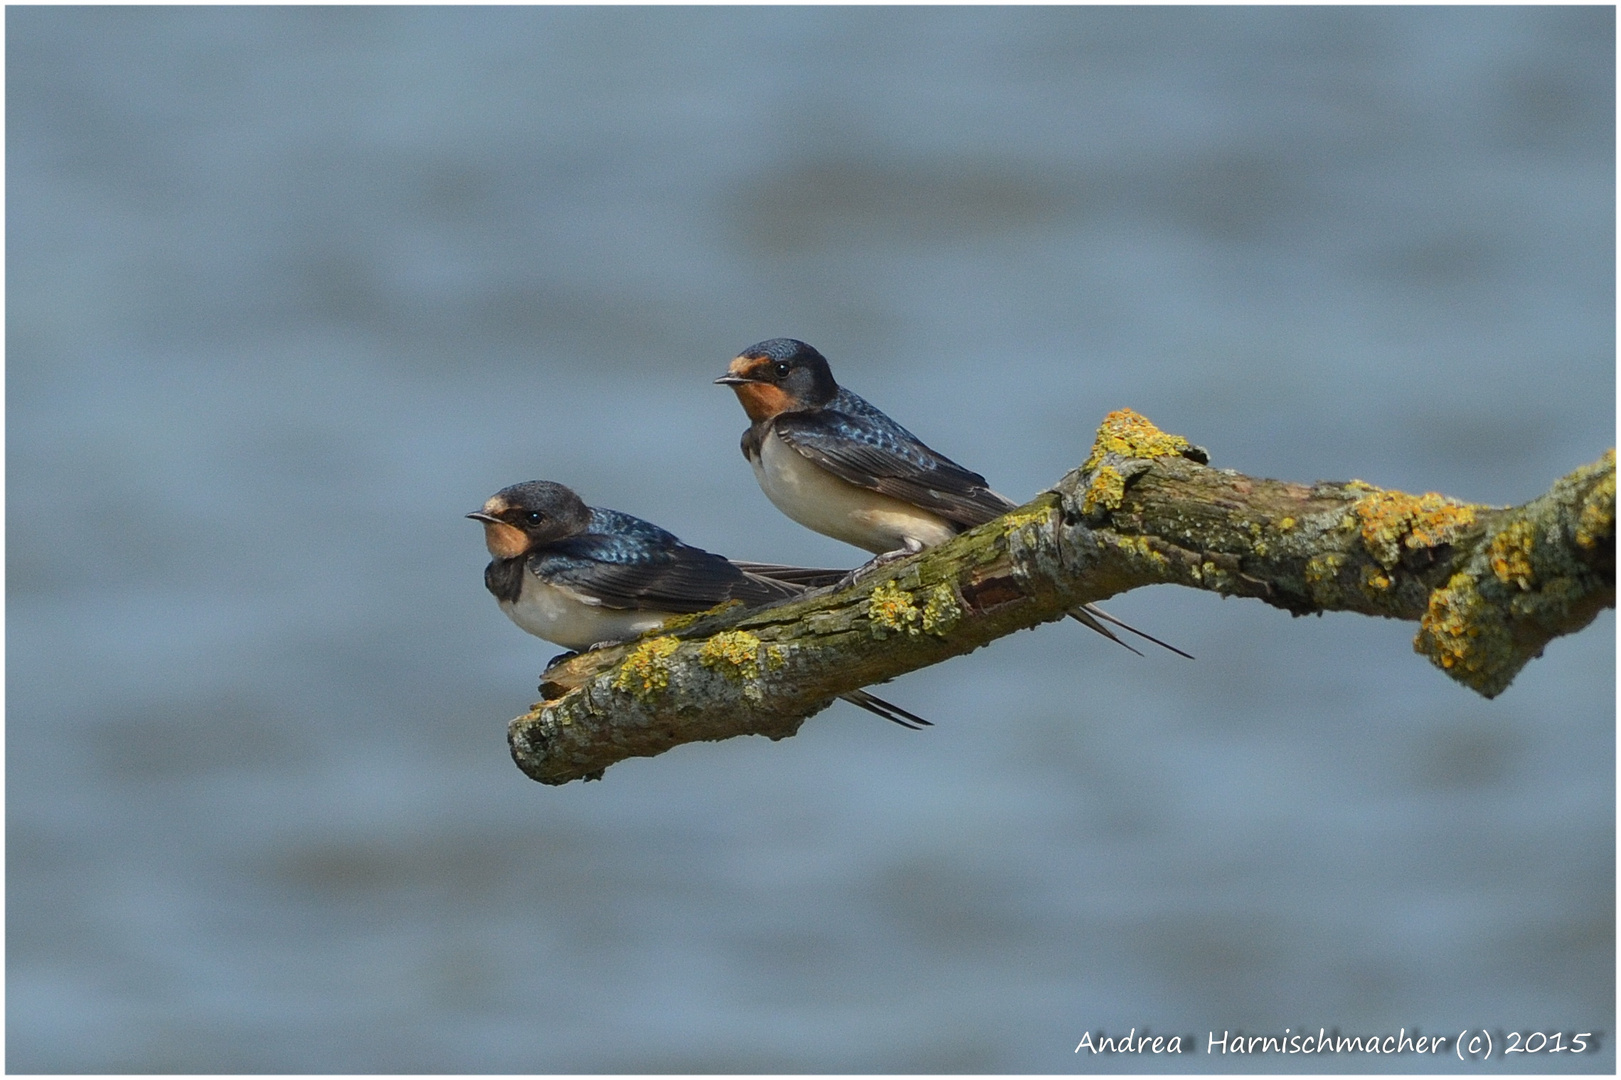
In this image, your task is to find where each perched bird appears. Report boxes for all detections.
[716,337,1189,657]
[469,480,932,728]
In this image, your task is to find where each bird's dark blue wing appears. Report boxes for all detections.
[529,508,797,613]
[772,389,1016,529]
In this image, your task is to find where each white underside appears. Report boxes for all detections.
[500,577,671,650]
[753,430,959,555]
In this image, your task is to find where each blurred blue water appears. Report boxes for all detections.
[7,6,1613,1072]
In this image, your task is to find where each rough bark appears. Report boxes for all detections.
[508,410,1615,786]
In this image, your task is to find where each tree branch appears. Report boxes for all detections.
[508,410,1615,785]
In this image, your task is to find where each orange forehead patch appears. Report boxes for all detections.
[727,353,774,378]
[729,381,796,423]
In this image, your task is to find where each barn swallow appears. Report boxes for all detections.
[469,480,932,728]
[716,338,1189,658]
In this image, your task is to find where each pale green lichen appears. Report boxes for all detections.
[1508,575,1581,621]
[698,630,764,681]
[1575,450,1614,550]
[919,583,963,635]
[1414,572,1517,697]
[612,636,681,699]
[656,600,742,634]
[868,580,921,637]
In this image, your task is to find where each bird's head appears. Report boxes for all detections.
[467,480,592,559]
[714,338,839,422]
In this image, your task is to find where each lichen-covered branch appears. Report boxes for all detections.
[509,411,1614,785]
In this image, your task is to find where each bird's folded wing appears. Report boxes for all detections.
[773,407,1016,529]
[532,538,790,613]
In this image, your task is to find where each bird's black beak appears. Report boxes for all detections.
[466,511,500,524]
[713,374,754,386]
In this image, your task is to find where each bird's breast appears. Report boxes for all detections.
[500,576,672,651]
[754,429,958,554]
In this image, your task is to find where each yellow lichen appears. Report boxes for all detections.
[1414,572,1516,696]
[1081,465,1127,516]
[1351,486,1479,568]
[1304,552,1345,605]
[1488,519,1537,590]
[612,636,681,699]
[1304,553,1341,582]
[920,583,963,635]
[1082,409,1196,472]
[1118,534,1169,568]
[698,630,764,681]
[1279,516,1297,532]
[868,580,921,637]
[1361,564,1391,593]
[998,503,1055,533]
[1575,451,1614,549]
[1407,502,1479,548]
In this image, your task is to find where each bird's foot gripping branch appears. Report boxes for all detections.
[508,410,1614,785]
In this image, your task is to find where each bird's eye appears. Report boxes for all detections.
[526,511,544,524]
[774,362,790,377]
